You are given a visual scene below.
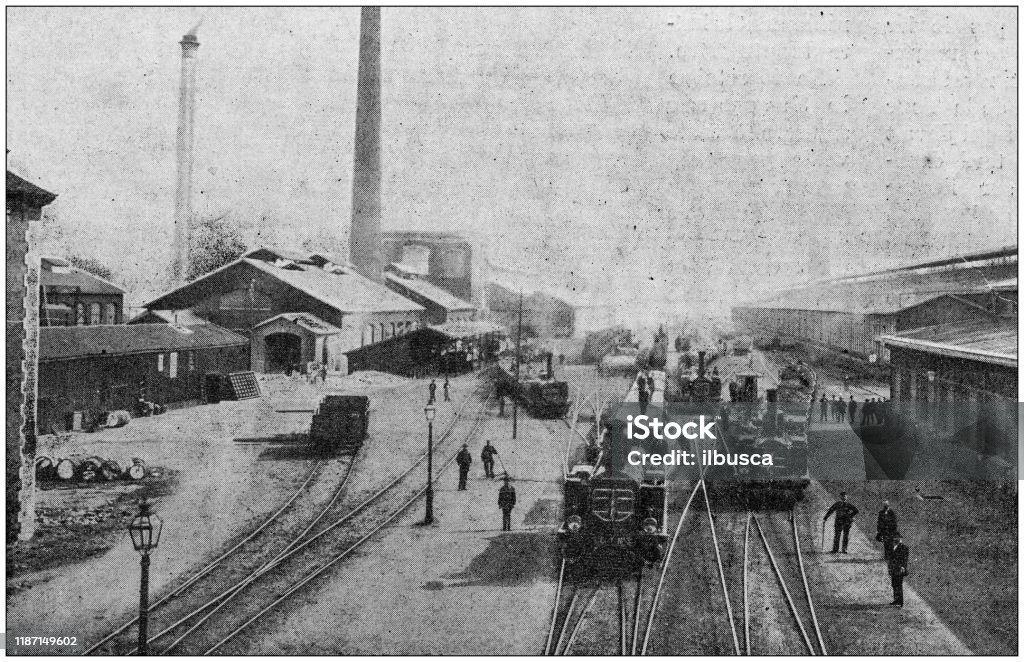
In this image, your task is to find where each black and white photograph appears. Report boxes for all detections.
[5,5,1018,656]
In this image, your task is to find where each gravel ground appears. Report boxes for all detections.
[5,370,444,653]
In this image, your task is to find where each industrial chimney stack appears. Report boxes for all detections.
[171,29,199,286]
[349,7,383,282]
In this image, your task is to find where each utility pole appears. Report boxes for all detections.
[513,288,523,439]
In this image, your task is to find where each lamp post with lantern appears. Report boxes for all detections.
[128,499,162,656]
[424,405,436,524]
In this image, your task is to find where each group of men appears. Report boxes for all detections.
[456,441,517,532]
[636,372,656,414]
[817,394,890,426]
[427,377,451,405]
[823,492,910,607]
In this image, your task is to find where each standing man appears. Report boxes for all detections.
[819,394,828,422]
[823,491,859,553]
[443,376,451,402]
[481,440,498,479]
[498,474,517,532]
[831,395,840,422]
[646,373,656,398]
[888,533,909,607]
[876,500,899,560]
[456,443,472,490]
[428,379,437,405]
[848,396,858,426]
[319,363,328,386]
[638,373,650,415]
[836,397,847,423]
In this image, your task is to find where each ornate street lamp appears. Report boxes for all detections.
[424,405,436,524]
[128,500,163,655]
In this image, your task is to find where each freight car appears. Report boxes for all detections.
[494,352,570,419]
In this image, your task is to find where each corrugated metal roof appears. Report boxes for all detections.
[40,266,125,295]
[880,319,1017,367]
[253,313,341,335]
[40,323,247,361]
[384,273,475,311]
[742,262,1017,315]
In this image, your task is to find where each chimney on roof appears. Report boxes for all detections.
[171,27,200,286]
[349,7,383,283]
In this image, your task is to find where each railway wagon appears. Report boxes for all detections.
[309,395,370,455]
[494,353,571,419]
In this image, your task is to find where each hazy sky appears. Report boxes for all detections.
[7,7,1017,320]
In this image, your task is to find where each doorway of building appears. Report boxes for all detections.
[265,332,302,373]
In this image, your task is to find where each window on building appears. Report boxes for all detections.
[90,303,101,325]
[169,352,178,378]
[157,353,164,372]
[76,303,86,326]
[106,302,117,324]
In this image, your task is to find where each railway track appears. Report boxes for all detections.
[86,381,493,656]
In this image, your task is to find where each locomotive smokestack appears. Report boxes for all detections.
[349,7,383,282]
[171,27,200,286]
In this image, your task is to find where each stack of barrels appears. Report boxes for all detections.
[35,456,148,484]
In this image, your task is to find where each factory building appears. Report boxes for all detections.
[7,168,56,542]
[39,257,125,327]
[37,323,248,434]
[880,319,1017,477]
[142,247,424,373]
[384,267,476,325]
[732,246,1017,363]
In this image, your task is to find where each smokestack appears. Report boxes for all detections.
[349,7,383,282]
[171,27,200,286]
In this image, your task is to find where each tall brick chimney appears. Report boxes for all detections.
[171,27,199,286]
[349,7,383,282]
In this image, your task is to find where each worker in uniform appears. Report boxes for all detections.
[428,379,437,405]
[456,443,472,490]
[481,441,498,479]
[888,533,909,607]
[819,394,828,422]
[823,491,859,553]
[848,396,858,426]
[443,376,451,402]
[498,474,517,532]
[876,500,899,560]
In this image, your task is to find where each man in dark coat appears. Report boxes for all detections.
[876,500,899,560]
[888,533,909,607]
[848,396,858,426]
[481,441,498,479]
[498,474,517,531]
[836,397,847,423]
[428,379,437,405]
[831,395,840,422]
[862,398,873,425]
[819,395,828,422]
[823,491,859,553]
[637,374,650,415]
[443,377,451,402]
[646,374,656,397]
[456,443,472,490]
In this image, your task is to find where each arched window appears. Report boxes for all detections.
[106,303,117,324]
[90,303,101,325]
[75,303,86,326]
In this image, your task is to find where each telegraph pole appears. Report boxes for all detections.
[513,288,523,439]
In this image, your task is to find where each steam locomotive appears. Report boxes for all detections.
[494,351,570,419]
[558,365,669,566]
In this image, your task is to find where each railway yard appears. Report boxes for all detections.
[5,347,1015,656]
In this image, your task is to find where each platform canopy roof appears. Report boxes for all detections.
[428,320,506,339]
[879,319,1017,368]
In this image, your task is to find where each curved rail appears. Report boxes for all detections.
[561,586,600,655]
[127,383,490,656]
[751,515,816,655]
[792,515,828,655]
[743,512,751,656]
[544,559,567,655]
[200,389,494,655]
[638,480,703,655]
[82,459,326,655]
[701,481,741,655]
